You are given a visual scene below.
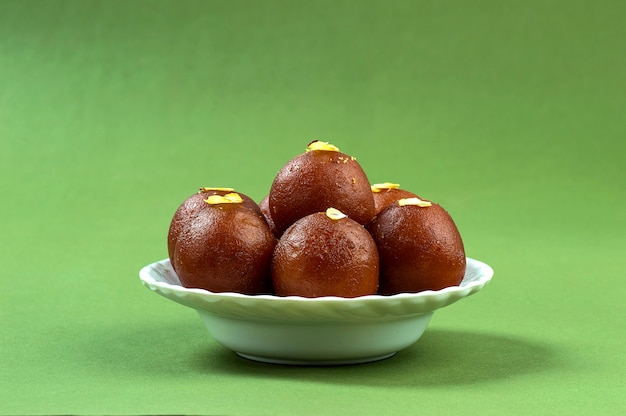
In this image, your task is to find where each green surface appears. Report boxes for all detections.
[1,0,624,414]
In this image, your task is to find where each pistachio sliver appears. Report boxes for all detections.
[306,140,340,152]
[325,207,348,220]
[205,192,244,205]
[199,187,235,193]
[398,197,432,207]
[371,182,401,193]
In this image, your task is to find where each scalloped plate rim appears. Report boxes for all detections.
[139,257,493,312]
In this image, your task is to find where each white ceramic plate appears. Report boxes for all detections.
[139,257,493,365]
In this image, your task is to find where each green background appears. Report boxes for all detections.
[1,0,624,414]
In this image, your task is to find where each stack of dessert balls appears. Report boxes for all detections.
[167,141,466,297]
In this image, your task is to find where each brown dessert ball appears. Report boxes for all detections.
[272,208,379,298]
[258,195,280,238]
[167,187,262,268]
[169,193,277,294]
[367,198,466,294]
[268,141,375,236]
[371,182,419,215]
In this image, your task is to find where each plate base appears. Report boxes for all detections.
[236,352,396,366]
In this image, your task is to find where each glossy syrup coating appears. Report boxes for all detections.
[167,188,262,268]
[169,199,277,294]
[367,201,466,294]
[268,147,375,236]
[258,195,280,238]
[272,211,379,298]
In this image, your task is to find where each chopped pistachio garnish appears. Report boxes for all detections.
[205,192,244,205]
[398,197,432,207]
[198,187,235,193]
[371,182,401,193]
[325,207,347,220]
[306,140,340,152]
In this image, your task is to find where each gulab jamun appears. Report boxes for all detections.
[272,208,379,298]
[169,192,277,294]
[268,141,375,236]
[167,187,263,267]
[367,197,466,294]
[258,195,280,238]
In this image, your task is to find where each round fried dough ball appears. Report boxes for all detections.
[259,195,280,238]
[272,208,379,298]
[167,187,262,268]
[367,198,466,294]
[169,193,277,294]
[268,141,375,236]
